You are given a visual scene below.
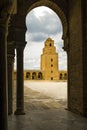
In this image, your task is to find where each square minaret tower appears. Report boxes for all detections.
[41,38,59,80]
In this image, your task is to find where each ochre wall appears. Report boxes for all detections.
[41,38,59,80]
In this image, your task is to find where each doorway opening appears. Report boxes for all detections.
[24,6,67,110]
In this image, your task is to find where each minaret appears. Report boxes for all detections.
[41,38,59,80]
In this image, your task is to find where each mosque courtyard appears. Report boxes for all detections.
[8,81,87,130]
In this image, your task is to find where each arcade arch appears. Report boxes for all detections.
[0,1,87,130]
[13,1,68,116]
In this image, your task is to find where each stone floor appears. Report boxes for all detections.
[8,81,87,130]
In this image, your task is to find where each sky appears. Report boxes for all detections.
[14,6,67,70]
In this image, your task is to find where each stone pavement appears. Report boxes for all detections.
[8,81,87,130]
[8,108,87,130]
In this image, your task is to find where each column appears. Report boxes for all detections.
[14,45,25,115]
[0,22,8,130]
[63,36,69,109]
[0,1,17,129]
[7,43,15,115]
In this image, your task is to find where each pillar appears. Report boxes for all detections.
[0,19,8,130]
[63,36,69,109]
[14,44,25,115]
[7,43,15,115]
[68,0,84,115]
[82,0,87,116]
[0,1,17,129]
[13,14,26,115]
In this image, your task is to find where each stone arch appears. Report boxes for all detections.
[26,72,30,79]
[38,72,43,79]
[26,0,68,45]
[32,72,37,80]
[60,73,63,80]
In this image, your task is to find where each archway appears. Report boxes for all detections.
[26,72,31,79]
[32,72,37,80]
[13,0,86,117]
[25,6,67,108]
[0,1,87,130]
[24,2,68,115]
[38,72,43,79]
[13,1,68,118]
[60,73,63,80]
[26,6,67,70]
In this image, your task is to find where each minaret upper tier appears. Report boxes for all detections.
[43,38,57,54]
[41,38,59,80]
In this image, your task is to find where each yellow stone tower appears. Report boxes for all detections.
[41,38,59,80]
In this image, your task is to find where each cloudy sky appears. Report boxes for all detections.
[15,6,67,70]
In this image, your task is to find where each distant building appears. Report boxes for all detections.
[41,38,59,80]
[14,38,67,81]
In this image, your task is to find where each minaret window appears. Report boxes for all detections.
[51,77,53,80]
[50,43,52,46]
[51,64,53,67]
[51,58,53,62]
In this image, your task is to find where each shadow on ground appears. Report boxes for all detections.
[8,82,87,130]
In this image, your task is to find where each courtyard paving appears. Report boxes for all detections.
[8,81,87,130]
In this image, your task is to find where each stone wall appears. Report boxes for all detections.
[82,0,87,115]
[68,0,83,114]
[14,70,67,81]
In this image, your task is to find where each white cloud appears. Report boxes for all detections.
[26,7,62,41]
[14,6,67,70]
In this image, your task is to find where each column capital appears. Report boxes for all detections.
[15,41,27,50]
[0,13,11,36]
[7,54,15,63]
[7,42,15,59]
